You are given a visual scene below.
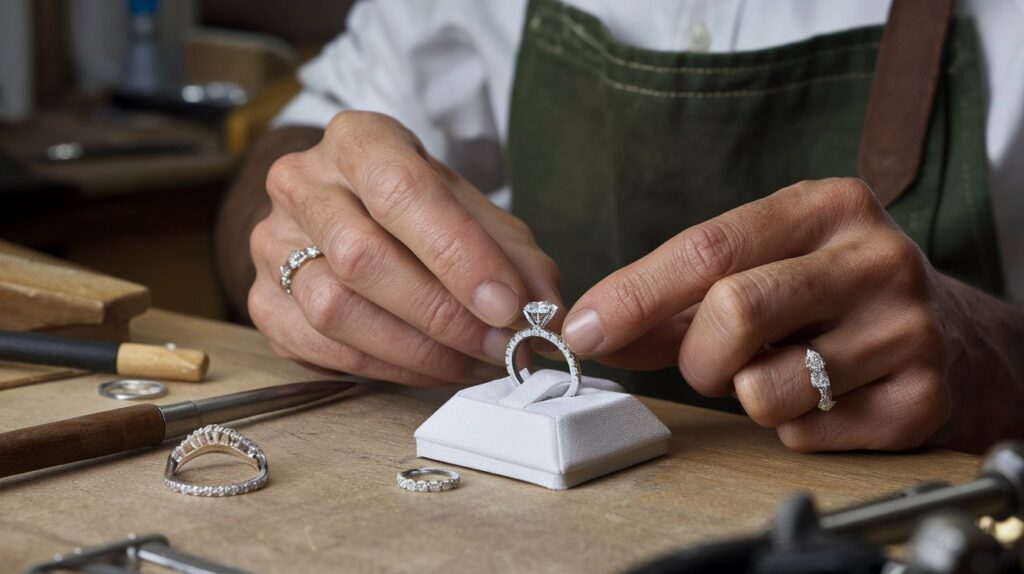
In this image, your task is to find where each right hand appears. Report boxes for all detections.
[248,111,562,385]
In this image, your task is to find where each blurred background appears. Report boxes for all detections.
[0,0,354,321]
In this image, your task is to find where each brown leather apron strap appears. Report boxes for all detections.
[857,0,954,206]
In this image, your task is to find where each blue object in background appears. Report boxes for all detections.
[119,0,166,95]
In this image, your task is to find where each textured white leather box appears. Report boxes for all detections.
[414,369,672,490]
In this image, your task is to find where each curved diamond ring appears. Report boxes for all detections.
[279,246,322,295]
[504,301,582,398]
[164,424,269,497]
[805,346,837,412]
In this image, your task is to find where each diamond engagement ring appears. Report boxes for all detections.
[164,424,269,497]
[805,346,837,412]
[279,245,322,294]
[397,468,461,492]
[505,301,582,398]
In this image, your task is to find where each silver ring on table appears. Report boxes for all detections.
[279,245,322,295]
[98,379,167,400]
[397,468,461,492]
[504,301,581,398]
[164,424,269,496]
[805,345,837,412]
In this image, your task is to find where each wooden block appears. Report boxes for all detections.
[0,240,150,389]
[0,361,82,391]
[0,239,150,333]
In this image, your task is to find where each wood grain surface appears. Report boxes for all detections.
[0,310,980,573]
[0,239,150,332]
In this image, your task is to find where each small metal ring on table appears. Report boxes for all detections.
[397,468,460,492]
[98,379,168,400]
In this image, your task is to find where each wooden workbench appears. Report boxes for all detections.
[0,310,980,572]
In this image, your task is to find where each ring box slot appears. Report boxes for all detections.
[414,369,671,490]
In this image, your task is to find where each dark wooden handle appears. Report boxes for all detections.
[0,404,165,478]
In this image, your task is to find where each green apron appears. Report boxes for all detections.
[507,0,1003,406]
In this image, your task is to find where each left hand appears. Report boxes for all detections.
[561,178,958,452]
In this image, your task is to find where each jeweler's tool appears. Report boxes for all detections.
[0,379,358,479]
[25,533,247,574]
[0,330,208,382]
[820,441,1024,544]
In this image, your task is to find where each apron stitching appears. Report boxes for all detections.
[538,8,881,75]
[601,71,873,98]
[532,39,874,98]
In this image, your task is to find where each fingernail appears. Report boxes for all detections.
[472,362,507,381]
[482,328,512,363]
[562,309,606,356]
[473,281,520,325]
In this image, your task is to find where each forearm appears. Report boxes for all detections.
[214,126,324,318]
[940,275,1024,452]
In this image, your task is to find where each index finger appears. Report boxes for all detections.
[562,178,881,356]
[328,113,528,326]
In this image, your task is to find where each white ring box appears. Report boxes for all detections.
[414,369,672,490]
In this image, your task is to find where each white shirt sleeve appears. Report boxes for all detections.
[273,0,518,195]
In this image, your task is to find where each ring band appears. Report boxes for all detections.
[279,246,322,295]
[98,379,167,400]
[505,301,581,398]
[164,424,269,496]
[805,346,837,412]
[397,468,461,492]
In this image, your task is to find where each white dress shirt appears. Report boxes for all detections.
[275,0,1024,302]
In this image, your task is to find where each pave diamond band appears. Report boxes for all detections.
[505,301,582,399]
[279,246,322,295]
[805,346,837,412]
[164,424,269,497]
[397,468,460,492]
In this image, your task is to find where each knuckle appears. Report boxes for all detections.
[409,339,454,374]
[247,285,271,331]
[248,216,273,262]
[608,270,661,326]
[777,422,817,453]
[900,307,944,355]
[879,238,929,291]
[676,222,738,284]
[362,160,422,222]
[704,277,760,344]
[333,344,372,375]
[420,290,464,341]
[828,177,881,217]
[425,218,474,277]
[304,279,354,334]
[265,152,307,204]
[734,366,786,427]
[323,225,382,284]
[882,375,950,449]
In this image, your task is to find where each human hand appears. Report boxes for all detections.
[562,178,960,451]
[248,112,561,385]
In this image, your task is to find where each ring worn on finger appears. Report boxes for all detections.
[805,345,836,412]
[279,246,322,294]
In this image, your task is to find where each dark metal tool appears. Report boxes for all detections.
[821,441,1024,544]
[0,379,359,479]
[25,533,247,574]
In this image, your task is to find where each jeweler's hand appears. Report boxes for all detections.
[562,178,1002,452]
[248,111,561,385]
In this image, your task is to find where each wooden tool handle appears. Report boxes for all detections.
[0,404,165,478]
[117,343,209,382]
